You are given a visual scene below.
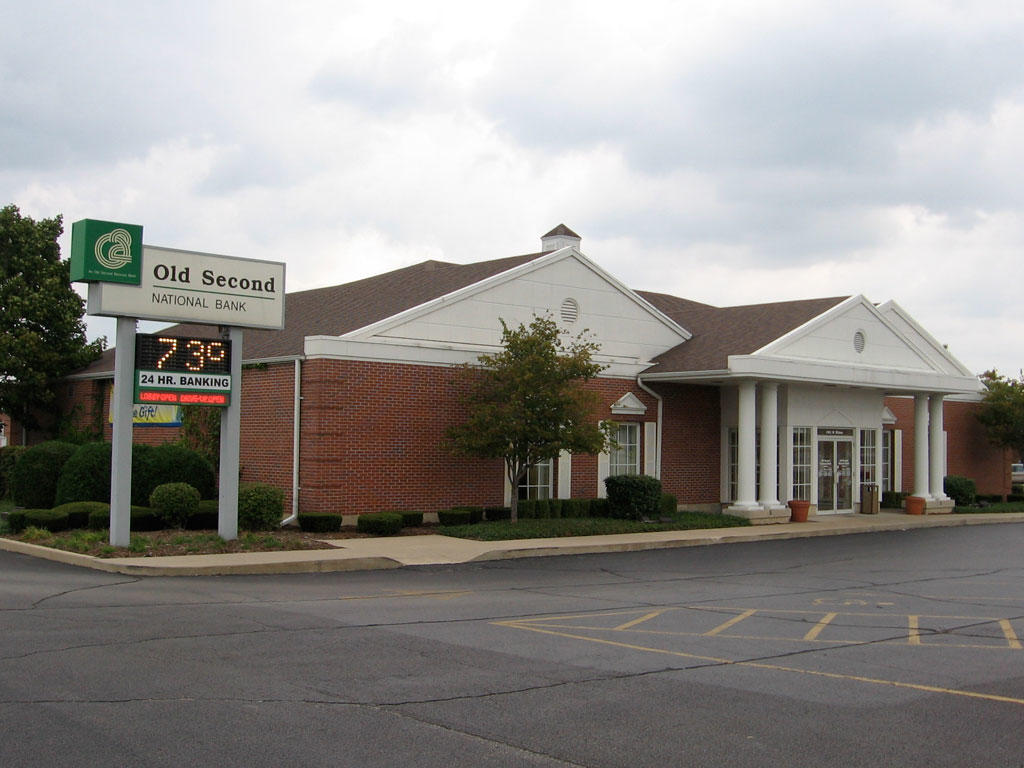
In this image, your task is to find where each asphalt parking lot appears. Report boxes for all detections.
[2,524,1022,767]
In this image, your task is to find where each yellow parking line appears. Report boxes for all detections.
[908,615,922,645]
[705,609,757,636]
[1000,620,1022,650]
[499,622,1024,707]
[804,612,838,641]
[614,609,670,631]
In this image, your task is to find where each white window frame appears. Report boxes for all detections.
[610,422,641,476]
[518,458,553,500]
[792,427,812,501]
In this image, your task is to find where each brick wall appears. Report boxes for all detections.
[239,363,297,512]
[656,382,721,504]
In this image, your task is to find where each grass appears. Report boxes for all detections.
[438,510,751,541]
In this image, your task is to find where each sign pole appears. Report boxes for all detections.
[218,326,244,540]
[110,316,137,547]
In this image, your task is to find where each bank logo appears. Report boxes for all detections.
[69,218,143,285]
[94,228,134,270]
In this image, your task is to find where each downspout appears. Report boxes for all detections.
[636,375,663,479]
[281,357,302,526]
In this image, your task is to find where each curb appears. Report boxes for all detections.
[3,513,1023,576]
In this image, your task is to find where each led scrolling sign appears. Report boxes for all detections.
[134,333,233,407]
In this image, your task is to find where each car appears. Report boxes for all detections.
[1012,463,1024,484]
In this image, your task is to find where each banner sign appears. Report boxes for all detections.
[107,400,182,426]
[70,219,143,285]
[134,333,233,407]
[86,245,285,329]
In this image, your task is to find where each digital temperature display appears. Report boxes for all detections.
[135,334,231,374]
[134,334,233,407]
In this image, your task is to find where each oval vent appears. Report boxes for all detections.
[853,330,866,354]
[560,298,579,324]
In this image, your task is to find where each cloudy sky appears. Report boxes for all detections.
[3,0,1022,375]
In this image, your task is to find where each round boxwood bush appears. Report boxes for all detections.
[604,474,662,520]
[944,475,977,507]
[54,442,112,505]
[149,482,200,529]
[357,512,403,536]
[297,513,343,533]
[9,440,78,509]
[132,444,215,505]
[238,483,284,531]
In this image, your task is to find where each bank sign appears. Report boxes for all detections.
[84,243,286,330]
[70,219,143,285]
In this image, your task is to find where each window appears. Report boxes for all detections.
[792,427,811,501]
[859,429,877,485]
[610,422,640,476]
[518,459,553,500]
[728,428,738,501]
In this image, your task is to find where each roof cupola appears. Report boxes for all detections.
[541,224,581,252]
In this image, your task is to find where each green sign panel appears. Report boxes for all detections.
[70,218,143,284]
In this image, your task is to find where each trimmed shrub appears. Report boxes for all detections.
[149,482,200,529]
[238,483,284,531]
[54,442,112,505]
[0,445,26,498]
[944,475,976,507]
[357,512,403,536]
[9,440,77,508]
[533,499,550,519]
[395,510,424,527]
[87,505,159,531]
[881,491,907,509]
[1009,493,1024,503]
[548,499,562,519]
[450,506,484,524]
[298,513,342,533]
[132,444,215,505]
[7,509,29,533]
[589,498,610,518]
[605,474,662,520]
[660,494,678,516]
[558,498,589,518]
[484,506,511,521]
[22,509,70,533]
[187,500,220,530]
[438,508,473,525]
[516,499,536,519]
[975,494,1003,504]
[52,501,109,529]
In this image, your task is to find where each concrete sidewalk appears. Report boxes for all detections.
[2,510,1023,576]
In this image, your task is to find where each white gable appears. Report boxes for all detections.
[346,249,689,367]
[876,300,974,377]
[754,296,938,372]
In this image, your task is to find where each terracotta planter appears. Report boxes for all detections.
[788,499,810,522]
[905,496,926,515]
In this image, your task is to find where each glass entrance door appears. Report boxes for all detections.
[818,438,853,513]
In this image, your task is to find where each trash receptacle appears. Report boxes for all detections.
[860,483,879,514]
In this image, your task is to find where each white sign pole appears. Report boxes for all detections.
[110,316,137,547]
[217,326,244,540]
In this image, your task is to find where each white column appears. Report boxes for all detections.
[218,327,244,541]
[929,394,947,500]
[110,316,137,548]
[913,394,930,499]
[734,380,758,508]
[758,382,780,507]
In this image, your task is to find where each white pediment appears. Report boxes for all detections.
[344,248,690,368]
[610,392,647,415]
[754,296,946,373]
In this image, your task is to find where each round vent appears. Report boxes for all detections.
[560,297,579,324]
[853,330,866,354]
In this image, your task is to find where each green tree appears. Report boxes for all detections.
[447,316,612,522]
[976,370,1024,462]
[0,205,104,432]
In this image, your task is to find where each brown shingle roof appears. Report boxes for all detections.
[76,251,547,375]
[638,291,849,373]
